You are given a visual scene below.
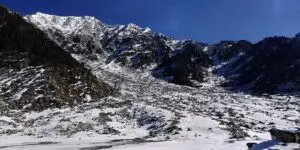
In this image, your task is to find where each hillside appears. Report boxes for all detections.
[0,5,113,111]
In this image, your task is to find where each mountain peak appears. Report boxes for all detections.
[143,27,152,33]
[25,12,104,35]
[33,12,100,22]
[127,23,141,29]
[125,23,145,32]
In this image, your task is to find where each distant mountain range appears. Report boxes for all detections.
[25,11,300,96]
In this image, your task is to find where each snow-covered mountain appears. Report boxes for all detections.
[25,12,210,86]
[0,5,299,150]
[25,12,300,94]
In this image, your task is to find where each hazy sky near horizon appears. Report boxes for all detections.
[2,0,300,43]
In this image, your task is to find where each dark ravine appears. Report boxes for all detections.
[0,4,113,111]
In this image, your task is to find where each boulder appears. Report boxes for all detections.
[246,142,257,149]
[269,128,300,143]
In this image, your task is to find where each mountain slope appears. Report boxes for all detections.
[0,5,113,111]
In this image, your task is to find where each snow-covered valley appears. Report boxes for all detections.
[0,7,299,150]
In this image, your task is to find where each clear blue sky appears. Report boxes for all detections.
[1,0,300,43]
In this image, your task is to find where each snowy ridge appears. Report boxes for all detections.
[25,12,179,72]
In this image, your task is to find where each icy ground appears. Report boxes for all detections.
[0,62,299,150]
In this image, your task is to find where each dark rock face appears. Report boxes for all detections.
[0,5,113,111]
[212,37,300,95]
[237,37,299,94]
[153,42,211,86]
[101,25,173,69]
[212,40,252,63]
[269,128,300,143]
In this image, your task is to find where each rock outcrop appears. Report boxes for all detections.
[269,128,300,143]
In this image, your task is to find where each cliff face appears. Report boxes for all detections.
[0,5,113,111]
